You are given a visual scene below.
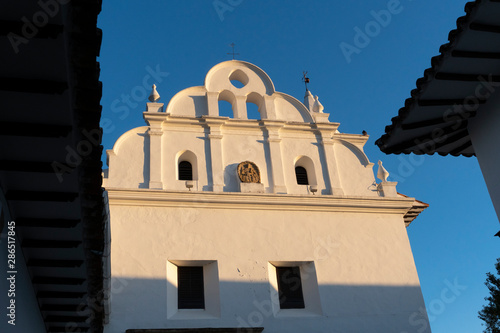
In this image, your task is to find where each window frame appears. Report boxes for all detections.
[166,260,220,319]
[268,261,323,317]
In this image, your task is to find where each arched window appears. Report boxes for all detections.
[218,90,236,118]
[178,161,193,181]
[218,99,233,118]
[246,102,260,120]
[246,92,264,120]
[295,166,309,185]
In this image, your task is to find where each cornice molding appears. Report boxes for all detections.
[106,188,415,215]
[334,133,370,145]
[148,129,163,136]
[140,114,366,146]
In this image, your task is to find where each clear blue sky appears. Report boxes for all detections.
[98,1,499,332]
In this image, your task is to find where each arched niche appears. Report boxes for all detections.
[218,90,237,118]
[294,156,317,186]
[246,92,264,120]
[218,100,233,118]
[176,150,198,181]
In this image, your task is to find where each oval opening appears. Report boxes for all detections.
[230,80,245,88]
[229,69,249,89]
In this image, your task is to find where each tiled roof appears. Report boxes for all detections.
[399,193,430,227]
[376,0,500,157]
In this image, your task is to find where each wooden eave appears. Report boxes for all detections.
[0,1,105,332]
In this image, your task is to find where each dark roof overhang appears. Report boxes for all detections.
[399,193,430,227]
[376,0,500,157]
[1,1,106,332]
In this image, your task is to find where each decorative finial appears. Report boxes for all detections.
[227,43,240,60]
[148,84,160,102]
[302,71,310,91]
[312,95,324,113]
[377,160,390,182]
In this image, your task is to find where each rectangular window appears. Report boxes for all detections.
[276,266,305,309]
[177,266,205,309]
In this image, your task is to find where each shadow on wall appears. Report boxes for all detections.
[223,163,239,192]
[258,138,272,193]
[139,133,150,188]
[190,95,210,118]
[202,135,212,191]
[104,278,431,333]
[311,140,331,195]
[340,141,371,167]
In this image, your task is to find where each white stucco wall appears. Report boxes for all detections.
[105,119,377,197]
[104,60,378,197]
[104,193,428,333]
[106,126,149,189]
[103,60,430,333]
[468,89,500,222]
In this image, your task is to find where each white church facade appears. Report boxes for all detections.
[103,60,431,333]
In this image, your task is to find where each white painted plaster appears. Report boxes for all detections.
[103,61,430,333]
[104,61,379,197]
[239,182,265,193]
[104,201,429,333]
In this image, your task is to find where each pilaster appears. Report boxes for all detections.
[263,121,287,194]
[317,125,344,196]
[146,102,164,113]
[234,95,247,119]
[144,103,165,189]
[204,118,226,192]
[148,128,163,189]
[206,91,219,117]
[262,95,276,119]
[377,182,398,197]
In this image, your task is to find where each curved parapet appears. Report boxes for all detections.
[205,60,275,96]
[334,138,377,197]
[337,139,372,167]
[274,92,314,123]
[105,126,150,189]
[106,60,392,199]
[165,86,208,118]
[109,126,149,157]
[164,60,315,123]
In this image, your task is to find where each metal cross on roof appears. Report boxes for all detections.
[302,71,310,91]
[227,43,240,60]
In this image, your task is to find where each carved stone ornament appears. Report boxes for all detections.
[377,160,390,182]
[148,84,160,102]
[237,161,260,183]
[312,95,324,113]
